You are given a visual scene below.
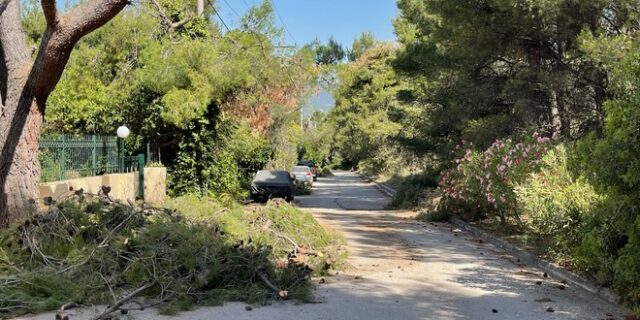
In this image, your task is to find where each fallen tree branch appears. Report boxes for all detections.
[273,232,301,255]
[92,282,154,320]
[22,231,65,267]
[256,270,278,292]
[59,302,79,312]
[99,273,117,305]
[119,298,170,312]
[57,209,137,274]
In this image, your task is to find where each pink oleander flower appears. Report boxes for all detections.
[537,136,550,144]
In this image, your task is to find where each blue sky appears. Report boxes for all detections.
[219,0,398,49]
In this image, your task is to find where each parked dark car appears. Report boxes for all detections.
[297,160,318,181]
[250,170,295,202]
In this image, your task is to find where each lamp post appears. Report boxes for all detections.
[117,126,130,173]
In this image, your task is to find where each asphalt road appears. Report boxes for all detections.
[20,171,627,320]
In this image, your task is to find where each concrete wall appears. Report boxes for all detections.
[38,167,167,205]
[143,167,167,203]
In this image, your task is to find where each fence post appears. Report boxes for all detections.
[146,141,151,164]
[60,135,66,181]
[92,135,97,175]
[118,138,124,173]
[137,154,145,201]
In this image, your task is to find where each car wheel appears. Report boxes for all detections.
[285,195,294,202]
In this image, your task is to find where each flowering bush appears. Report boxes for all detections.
[440,132,555,222]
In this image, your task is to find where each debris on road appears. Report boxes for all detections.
[0,194,345,319]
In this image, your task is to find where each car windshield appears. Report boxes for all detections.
[297,160,315,167]
[253,170,291,183]
[293,166,310,173]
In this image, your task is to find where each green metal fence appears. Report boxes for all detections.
[39,135,120,182]
[39,134,147,200]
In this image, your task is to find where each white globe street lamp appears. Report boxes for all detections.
[117,126,130,139]
[117,125,130,172]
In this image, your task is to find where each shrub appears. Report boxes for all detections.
[319,167,334,177]
[440,133,554,222]
[573,196,640,309]
[514,145,605,260]
[146,161,165,168]
[417,210,451,222]
[613,215,640,308]
[169,119,273,200]
[387,172,439,209]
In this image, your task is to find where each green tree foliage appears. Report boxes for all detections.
[568,29,640,307]
[298,111,333,166]
[169,113,272,198]
[309,36,346,65]
[32,1,317,197]
[266,105,304,170]
[392,0,637,155]
[574,31,640,199]
[348,32,376,62]
[328,43,422,173]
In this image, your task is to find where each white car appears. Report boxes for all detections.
[292,166,314,186]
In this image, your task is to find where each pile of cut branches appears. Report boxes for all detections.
[0,194,344,318]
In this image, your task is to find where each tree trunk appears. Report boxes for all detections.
[592,70,608,138]
[0,95,43,226]
[0,0,39,226]
[0,0,129,227]
[549,88,562,134]
[197,0,205,16]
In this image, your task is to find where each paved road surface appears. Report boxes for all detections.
[21,171,626,320]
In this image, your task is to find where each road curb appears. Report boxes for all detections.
[360,174,396,198]
[449,217,623,308]
[361,174,624,309]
